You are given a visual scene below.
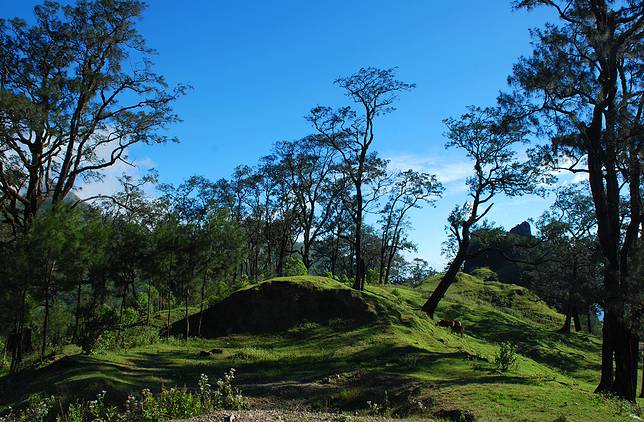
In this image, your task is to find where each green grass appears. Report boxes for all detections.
[1,274,642,421]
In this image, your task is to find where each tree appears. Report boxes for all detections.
[503,0,643,400]
[0,0,186,235]
[422,106,538,318]
[378,170,443,283]
[308,67,414,290]
[274,137,339,270]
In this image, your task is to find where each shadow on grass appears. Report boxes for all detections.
[440,303,601,377]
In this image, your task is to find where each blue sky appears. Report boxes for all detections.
[4,1,567,267]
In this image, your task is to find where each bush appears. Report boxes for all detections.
[366,268,379,284]
[283,257,307,276]
[471,267,499,282]
[93,325,160,353]
[494,341,518,372]
[54,369,245,421]
[77,304,118,354]
[0,394,55,422]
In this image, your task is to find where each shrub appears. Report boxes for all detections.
[93,325,160,353]
[55,369,245,421]
[471,267,499,282]
[284,257,307,276]
[77,304,118,354]
[0,394,55,422]
[366,268,379,284]
[494,341,518,372]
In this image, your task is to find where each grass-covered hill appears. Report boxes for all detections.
[1,274,642,421]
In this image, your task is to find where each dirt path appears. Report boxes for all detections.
[183,409,428,421]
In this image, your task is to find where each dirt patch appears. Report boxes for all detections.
[171,280,382,338]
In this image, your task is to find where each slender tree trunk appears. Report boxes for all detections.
[640,350,644,399]
[184,292,190,340]
[422,246,467,319]
[73,280,82,341]
[40,261,54,361]
[198,270,207,337]
[331,234,339,276]
[384,231,401,284]
[166,295,171,339]
[1,336,7,367]
[146,283,152,326]
[302,240,311,270]
[11,288,28,373]
[587,308,593,333]
[353,184,363,290]
[572,306,582,332]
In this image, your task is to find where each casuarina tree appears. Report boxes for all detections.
[501,0,643,401]
[421,106,539,319]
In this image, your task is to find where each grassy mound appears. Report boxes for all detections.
[1,274,642,421]
[170,276,397,338]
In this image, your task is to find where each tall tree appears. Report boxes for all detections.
[422,106,538,318]
[0,0,186,235]
[378,170,443,284]
[274,137,339,269]
[308,67,414,290]
[503,0,643,400]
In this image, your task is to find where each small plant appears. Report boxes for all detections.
[0,394,54,422]
[88,391,119,421]
[11,370,245,422]
[366,391,392,417]
[494,341,518,372]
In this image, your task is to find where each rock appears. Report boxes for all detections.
[509,221,532,237]
[209,348,224,354]
[198,350,212,357]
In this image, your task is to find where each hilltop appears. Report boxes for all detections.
[0,274,641,421]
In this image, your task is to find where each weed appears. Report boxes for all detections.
[494,341,519,372]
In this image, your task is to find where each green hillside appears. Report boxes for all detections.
[1,274,641,421]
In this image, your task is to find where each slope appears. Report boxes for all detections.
[0,275,641,421]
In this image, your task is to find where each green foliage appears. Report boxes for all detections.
[76,305,118,354]
[283,257,308,276]
[494,341,519,372]
[365,268,379,284]
[51,370,245,421]
[93,325,160,354]
[470,267,499,282]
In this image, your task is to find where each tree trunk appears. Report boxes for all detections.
[640,353,644,399]
[146,282,152,326]
[384,231,401,284]
[166,295,171,339]
[198,270,207,337]
[611,316,639,401]
[41,285,50,361]
[596,308,615,394]
[587,308,593,333]
[572,306,582,332]
[73,280,82,341]
[422,246,467,319]
[11,289,27,373]
[40,261,54,361]
[331,234,339,276]
[353,189,363,290]
[560,301,572,334]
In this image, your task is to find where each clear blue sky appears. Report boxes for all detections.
[4,1,567,268]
